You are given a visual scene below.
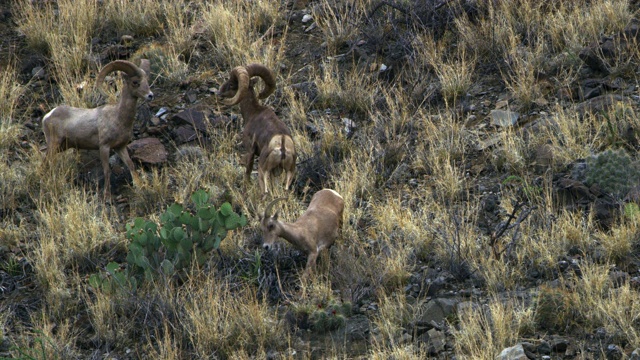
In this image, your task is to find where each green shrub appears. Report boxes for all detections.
[585,149,640,199]
[88,261,138,294]
[291,300,352,333]
[125,189,247,280]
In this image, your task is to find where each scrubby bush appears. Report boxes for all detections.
[126,189,247,280]
[585,149,640,199]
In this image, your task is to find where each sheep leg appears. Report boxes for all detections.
[304,251,319,275]
[243,152,255,182]
[258,166,269,195]
[114,146,140,187]
[99,145,112,199]
[284,168,295,190]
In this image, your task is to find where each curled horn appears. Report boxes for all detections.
[263,197,287,219]
[95,60,143,88]
[222,66,250,106]
[245,63,276,99]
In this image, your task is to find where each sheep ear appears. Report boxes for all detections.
[273,212,279,221]
[139,59,151,76]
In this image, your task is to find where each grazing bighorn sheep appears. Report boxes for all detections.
[217,63,296,195]
[260,189,344,274]
[42,59,153,199]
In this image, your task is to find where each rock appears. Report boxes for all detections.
[416,298,458,327]
[549,338,568,353]
[173,125,198,144]
[186,89,198,103]
[31,66,45,80]
[456,301,480,315]
[534,144,555,167]
[574,94,633,118]
[120,35,134,46]
[608,271,628,288]
[490,109,519,127]
[172,106,222,133]
[630,348,640,360]
[290,81,318,102]
[425,329,445,356]
[128,138,168,164]
[336,314,370,341]
[579,38,614,73]
[605,344,623,360]
[496,344,527,360]
[302,14,313,23]
[537,341,551,355]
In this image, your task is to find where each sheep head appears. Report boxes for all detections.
[96,59,153,101]
[217,63,276,105]
[260,196,288,250]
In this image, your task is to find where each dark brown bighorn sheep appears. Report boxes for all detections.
[260,189,344,275]
[217,63,296,195]
[42,59,153,199]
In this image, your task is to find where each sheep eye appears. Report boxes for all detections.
[268,224,274,230]
[132,81,140,87]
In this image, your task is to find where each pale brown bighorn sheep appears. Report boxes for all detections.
[260,189,344,275]
[217,63,296,195]
[42,59,153,199]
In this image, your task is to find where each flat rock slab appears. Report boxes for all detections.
[172,106,223,133]
[173,125,198,144]
[490,109,519,127]
[128,137,168,164]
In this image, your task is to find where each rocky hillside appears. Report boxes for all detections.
[1,0,640,359]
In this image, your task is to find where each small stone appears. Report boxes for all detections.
[32,66,45,80]
[302,14,313,23]
[120,35,134,45]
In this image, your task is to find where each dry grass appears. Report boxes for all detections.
[4,0,640,358]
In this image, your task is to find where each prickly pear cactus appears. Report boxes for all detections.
[585,149,640,199]
[125,189,247,280]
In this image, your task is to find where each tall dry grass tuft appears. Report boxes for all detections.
[315,60,378,115]
[413,111,469,202]
[453,297,535,359]
[16,0,99,107]
[9,312,81,359]
[184,276,286,358]
[413,33,476,106]
[145,323,184,360]
[570,263,640,347]
[0,64,25,149]
[371,291,410,348]
[31,188,120,304]
[199,1,282,70]
[312,0,371,54]
[102,0,166,37]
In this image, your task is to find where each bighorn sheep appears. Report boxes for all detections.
[260,189,344,274]
[217,63,296,195]
[42,59,153,199]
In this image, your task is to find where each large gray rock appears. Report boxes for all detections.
[172,106,224,133]
[496,344,528,360]
[416,298,459,327]
[128,137,168,164]
[490,109,519,127]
